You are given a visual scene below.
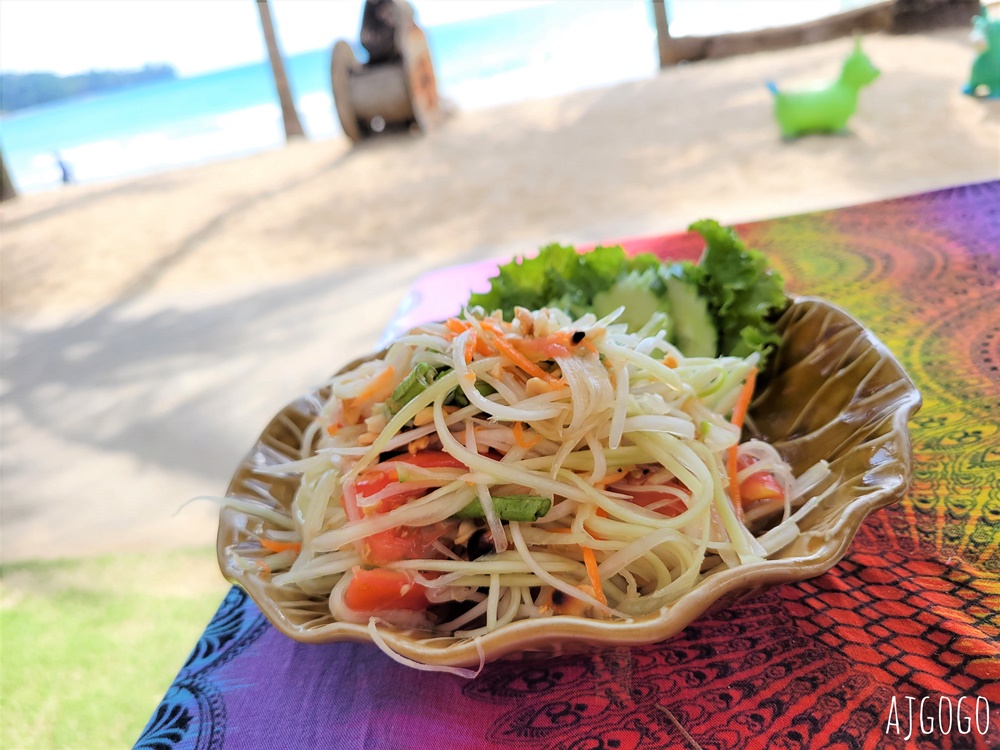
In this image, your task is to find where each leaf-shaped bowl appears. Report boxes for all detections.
[217,297,921,666]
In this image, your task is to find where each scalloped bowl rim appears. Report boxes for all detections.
[217,295,921,667]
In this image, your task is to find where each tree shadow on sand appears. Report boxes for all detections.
[1,142,502,534]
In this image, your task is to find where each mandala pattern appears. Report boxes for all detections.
[463,594,906,750]
[743,184,999,573]
[134,587,268,749]
[463,524,997,750]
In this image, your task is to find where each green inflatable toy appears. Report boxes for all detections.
[964,5,1000,98]
[767,38,880,139]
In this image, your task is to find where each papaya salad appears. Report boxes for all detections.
[220,221,831,664]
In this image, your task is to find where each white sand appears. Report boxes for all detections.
[1,28,998,562]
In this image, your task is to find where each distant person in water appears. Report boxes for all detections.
[54,153,72,184]
[360,0,402,64]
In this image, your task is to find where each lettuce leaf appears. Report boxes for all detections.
[467,220,789,364]
[687,219,788,360]
[469,244,640,320]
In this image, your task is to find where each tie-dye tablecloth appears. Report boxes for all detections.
[137,182,999,750]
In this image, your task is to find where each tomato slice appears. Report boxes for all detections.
[394,450,467,470]
[615,473,689,517]
[344,567,428,611]
[515,334,572,361]
[349,451,464,564]
[740,473,785,502]
[355,451,466,497]
[620,487,688,517]
[362,523,447,566]
[737,454,785,503]
[352,450,467,512]
[353,472,425,512]
[354,469,396,498]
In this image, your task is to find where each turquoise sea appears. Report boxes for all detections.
[0,0,875,193]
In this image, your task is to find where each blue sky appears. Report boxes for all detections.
[0,0,545,77]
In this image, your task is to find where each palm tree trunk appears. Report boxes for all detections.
[255,0,305,140]
[1,149,17,202]
[652,0,677,68]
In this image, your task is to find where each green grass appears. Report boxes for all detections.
[1,547,230,750]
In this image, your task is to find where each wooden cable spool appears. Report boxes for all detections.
[330,23,439,143]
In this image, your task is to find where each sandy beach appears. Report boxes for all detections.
[2,27,998,563]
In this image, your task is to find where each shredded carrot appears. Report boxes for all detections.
[584,507,608,541]
[512,421,542,450]
[260,538,302,554]
[512,421,527,447]
[663,355,678,368]
[356,366,396,403]
[580,546,608,607]
[444,318,469,336]
[474,335,494,356]
[464,330,477,363]
[341,398,362,426]
[593,471,625,487]
[514,331,573,361]
[727,367,757,522]
[731,367,758,431]
[446,318,493,355]
[255,560,271,576]
[325,421,342,437]
[483,322,555,382]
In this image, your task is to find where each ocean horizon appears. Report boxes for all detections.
[0,0,877,194]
